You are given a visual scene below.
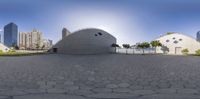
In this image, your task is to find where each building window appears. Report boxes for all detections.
[179,39,182,41]
[174,40,178,44]
[173,37,176,39]
[166,40,170,42]
[98,32,102,35]
[94,34,98,36]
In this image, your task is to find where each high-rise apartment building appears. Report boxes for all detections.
[19,32,27,49]
[4,22,18,47]
[31,29,42,49]
[19,29,43,50]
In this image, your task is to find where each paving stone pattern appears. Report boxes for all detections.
[0,54,200,99]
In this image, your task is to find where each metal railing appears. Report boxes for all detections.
[116,48,156,54]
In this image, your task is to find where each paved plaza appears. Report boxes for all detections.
[0,54,200,99]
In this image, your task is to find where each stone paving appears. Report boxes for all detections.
[0,54,200,99]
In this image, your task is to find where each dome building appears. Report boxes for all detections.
[50,28,117,54]
[156,32,200,54]
[0,43,9,52]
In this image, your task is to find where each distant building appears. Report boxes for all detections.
[197,31,200,42]
[30,29,43,49]
[19,29,52,50]
[19,29,43,50]
[49,39,53,46]
[19,32,27,49]
[62,28,70,39]
[4,22,18,47]
[42,39,53,50]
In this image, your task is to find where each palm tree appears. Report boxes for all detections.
[122,44,130,54]
[111,43,120,53]
[150,40,162,53]
[137,42,150,54]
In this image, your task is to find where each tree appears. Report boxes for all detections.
[137,42,150,54]
[12,43,19,50]
[150,40,162,53]
[41,45,45,50]
[35,43,40,53]
[161,46,169,54]
[111,43,120,53]
[196,49,200,56]
[122,44,130,54]
[181,48,189,55]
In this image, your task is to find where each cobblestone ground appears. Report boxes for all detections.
[0,54,200,99]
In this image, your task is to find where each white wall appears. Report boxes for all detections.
[0,43,9,52]
[52,28,116,54]
[156,33,200,54]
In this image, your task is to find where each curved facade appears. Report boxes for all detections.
[0,43,9,52]
[51,28,116,54]
[156,33,200,54]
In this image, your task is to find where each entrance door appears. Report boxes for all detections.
[175,47,182,55]
[53,48,57,53]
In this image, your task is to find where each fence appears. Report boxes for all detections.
[116,48,156,54]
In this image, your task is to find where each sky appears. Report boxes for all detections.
[0,0,200,45]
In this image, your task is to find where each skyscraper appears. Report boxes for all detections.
[197,31,200,42]
[62,28,70,39]
[4,22,18,47]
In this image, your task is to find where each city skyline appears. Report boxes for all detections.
[0,22,52,49]
[1,0,200,45]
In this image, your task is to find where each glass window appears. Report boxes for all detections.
[179,39,182,41]
[98,32,102,35]
[173,37,176,39]
[174,40,178,44]
[95,34,98,36]
[166,40,170,42]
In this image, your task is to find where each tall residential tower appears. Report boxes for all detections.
[19,29,43,50]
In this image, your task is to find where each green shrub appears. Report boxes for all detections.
[8,50,16,53]
[181,49,189,55]
[196,49,200,56]
[0,50,3,53]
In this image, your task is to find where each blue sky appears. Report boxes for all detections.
[0,0,200,45]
